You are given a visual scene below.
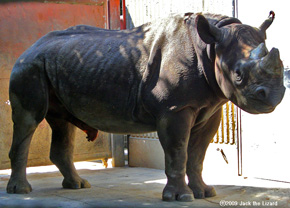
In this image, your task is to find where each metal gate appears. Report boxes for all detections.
[0,0,121,169]
[212,102,237,145]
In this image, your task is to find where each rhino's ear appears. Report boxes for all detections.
[196,14,222,44]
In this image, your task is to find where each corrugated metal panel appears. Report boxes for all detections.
[125,0,232,28]
[203,0,233,15]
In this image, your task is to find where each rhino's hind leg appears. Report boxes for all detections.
[186,109,222,199]
[46,114,91,189]
[7,113,38,194]
[7,67,48,194]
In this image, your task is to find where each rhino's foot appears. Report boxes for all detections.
[6,178,32,194]
[189,183,216,199]
[62,177,91,189]
[162,184,194,202]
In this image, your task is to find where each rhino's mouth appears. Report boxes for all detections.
[241,88,284,114]
[250,104,275,114]
[233,88,280,114]
[238,100,275,114]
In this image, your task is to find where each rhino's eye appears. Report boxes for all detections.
[234,68,243,84]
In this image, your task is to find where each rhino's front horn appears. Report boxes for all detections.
[260,47,283,75]
[259,11,275,39]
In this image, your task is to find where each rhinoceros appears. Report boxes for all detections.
[7,11,285,201]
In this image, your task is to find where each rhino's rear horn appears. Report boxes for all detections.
[259,11,275,39]
[250,43,268,59]
[260,47,283,75]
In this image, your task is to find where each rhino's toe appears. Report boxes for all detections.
[176,193,195,202]
[205,185,216,197]
[189,184,216,199]
[162,185,194,202]
[162,189,175,201]
[7,179,32,194]
[62,177,91,189]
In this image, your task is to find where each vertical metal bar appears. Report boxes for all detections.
[226,102,230,144]
[111,134,125,167]
[237,108,243,176]
[236,0,239,18]
[232,0,235,17]
[232,0,238,18]
[122,0,126,29]
[127,134,130,165]
[220,106,224,144]
[106,0,111,29]
[231,102,236,145]
[215,127,219,143]
[232,0,242,176]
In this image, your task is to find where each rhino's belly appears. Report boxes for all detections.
[91,119,156,134]
[53,81,156,134]
[68,100,156,134]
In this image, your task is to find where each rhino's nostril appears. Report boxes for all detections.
[255,87,269,100]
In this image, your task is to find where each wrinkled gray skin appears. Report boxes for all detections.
[7,12,285,201]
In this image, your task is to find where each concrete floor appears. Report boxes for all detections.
[0,161,290,208]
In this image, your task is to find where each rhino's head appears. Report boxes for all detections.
[196,12,285,114]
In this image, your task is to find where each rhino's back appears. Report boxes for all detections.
[40,16,196,132]
[31,25,156,133]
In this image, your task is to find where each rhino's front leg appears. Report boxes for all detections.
[186,109,221,199]
[157,108,195,202]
